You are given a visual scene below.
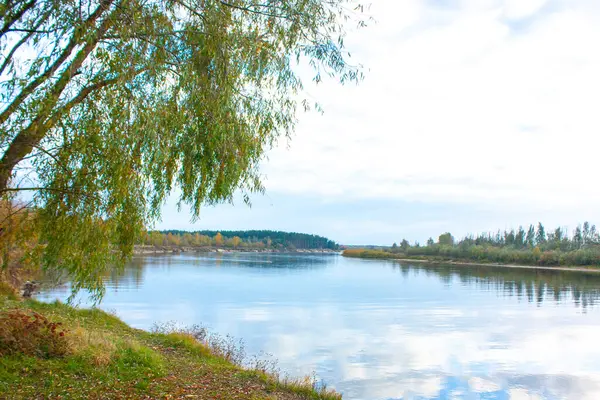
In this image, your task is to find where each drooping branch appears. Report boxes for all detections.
[0,0,36,39]
[0,7,51,76]
[218,1,294,21]
[0,186,102,203]
[0,0,115,126]
[0,2,120,192]
[0,0,366,298]
[46,68,149,128]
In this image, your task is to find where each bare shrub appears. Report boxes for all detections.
[0,309,69,358]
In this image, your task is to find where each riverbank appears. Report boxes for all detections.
[342,250,600,273]
[0,285,339,399]
[134,245,341,255]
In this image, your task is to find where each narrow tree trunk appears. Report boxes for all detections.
[0,1,118,193]
[0,127,46,193]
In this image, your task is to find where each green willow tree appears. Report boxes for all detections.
[0,0,365,298]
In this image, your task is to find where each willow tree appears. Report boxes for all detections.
[0,0,364,298]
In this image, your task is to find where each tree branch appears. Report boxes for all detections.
[0,0,115,126]
[0,7,51,76]
[45,67,148,128]
[218,1,294,21]
[0,0,36,39]
[0,186,102,203]
[0,1,120,193]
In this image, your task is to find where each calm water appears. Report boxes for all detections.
[38,253,600,400]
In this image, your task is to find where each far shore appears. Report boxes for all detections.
[134,246,600,273]
[133,245,341,255]
[352,255,600,273]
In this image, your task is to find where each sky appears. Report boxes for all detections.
[159,0,600,245]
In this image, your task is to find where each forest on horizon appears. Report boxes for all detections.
[142,230,340,250]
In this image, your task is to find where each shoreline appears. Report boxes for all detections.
[394,258,600,273]
[0,289,340,399]
[133,245,340,255]
[345,254,600,273]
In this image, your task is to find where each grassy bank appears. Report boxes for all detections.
[341,249,600,271]
[342,249,398,260]
[0,285,339,400]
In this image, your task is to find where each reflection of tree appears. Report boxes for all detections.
[101,253,335,290]
[106,257,147,290]
[391,262,600,310]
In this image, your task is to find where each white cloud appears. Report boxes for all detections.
[503,0,548,19]
[261,0,600,213]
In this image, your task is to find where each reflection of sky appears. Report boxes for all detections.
[37,254,600,400]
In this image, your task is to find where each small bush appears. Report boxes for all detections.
[0,309,69,358]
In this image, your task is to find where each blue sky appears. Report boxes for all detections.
[159,0,600,245]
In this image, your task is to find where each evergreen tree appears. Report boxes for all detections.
[573,226,583,249]
[505,230,516,246]
[583,222,591,245]
[515,226,526,248]
[495,230,503,246]
[400,239,410,252]
[526,225,536,247]
[536,223,546,245]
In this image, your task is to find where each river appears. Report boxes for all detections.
[37,253,600,399]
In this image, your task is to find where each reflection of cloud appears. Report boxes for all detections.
[251,303,600,399]
[469,377,500,393]
[38,255,600,400]
[509,388,543,400]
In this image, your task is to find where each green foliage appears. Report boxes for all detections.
[342,249,397,259]
[346,221,600,268]
[438,232,454,246]
[526,225,535,247]
[151,229,339,250]
[0,0,365,298]
[536,222,546,244]
[400,239,410,252]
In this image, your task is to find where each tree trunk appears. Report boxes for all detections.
[0,1,117,193]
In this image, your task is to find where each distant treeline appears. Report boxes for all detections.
[345,222,600,267]
[142,230,339,250]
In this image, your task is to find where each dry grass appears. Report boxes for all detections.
[68,325,118,366]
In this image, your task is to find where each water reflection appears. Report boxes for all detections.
[37,254,600,400]
[390,262,600,310]
[99,253,333,291]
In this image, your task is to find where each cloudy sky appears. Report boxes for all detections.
[159,0,600,245]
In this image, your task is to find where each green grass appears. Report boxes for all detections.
[0,294,341,399]
[342,248,600,270]
[342,249,397,259]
